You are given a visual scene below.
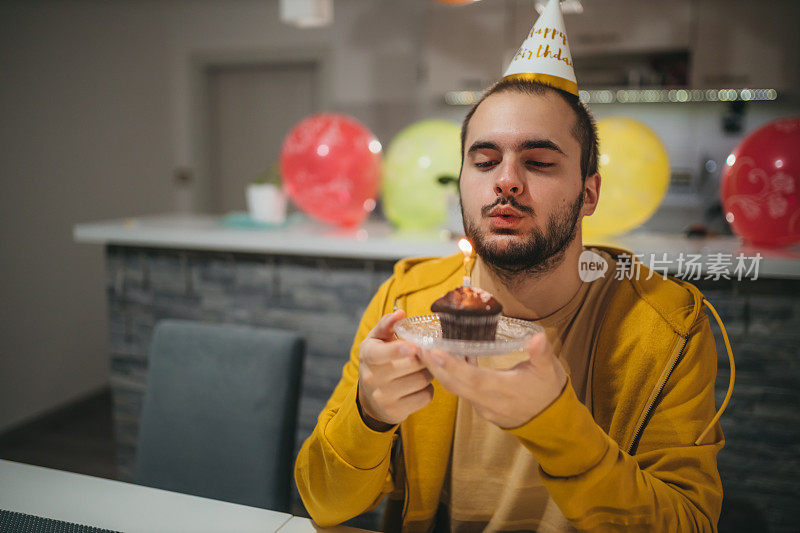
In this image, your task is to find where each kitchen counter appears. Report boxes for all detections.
[73,213,452,261]
[74,213,800,279]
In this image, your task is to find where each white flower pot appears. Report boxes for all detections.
[246,184,287,224]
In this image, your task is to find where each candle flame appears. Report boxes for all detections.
[458,238,472,257]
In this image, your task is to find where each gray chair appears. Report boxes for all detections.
[133,319,305,512]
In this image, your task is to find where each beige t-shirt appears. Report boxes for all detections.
[440,248,619,532]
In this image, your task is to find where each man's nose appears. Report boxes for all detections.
[494,162,525,197]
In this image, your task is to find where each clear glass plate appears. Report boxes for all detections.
[395,314,543,357]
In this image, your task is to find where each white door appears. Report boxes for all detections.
[206,62,318,214]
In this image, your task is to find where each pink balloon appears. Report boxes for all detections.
[280,114,381,227]
[721,117,800,247]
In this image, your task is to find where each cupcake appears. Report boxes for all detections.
[431,286,503,341]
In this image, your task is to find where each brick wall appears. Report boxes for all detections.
[105,245,394,526]
[697,278,800,533]
[106,245,800,532]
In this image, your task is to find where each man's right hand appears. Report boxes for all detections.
[357,310,434,431]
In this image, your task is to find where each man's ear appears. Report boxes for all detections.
[581,173,601,217]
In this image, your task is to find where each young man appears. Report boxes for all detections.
[294,78,725,531]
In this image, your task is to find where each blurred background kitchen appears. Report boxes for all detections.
[1,1,799,532]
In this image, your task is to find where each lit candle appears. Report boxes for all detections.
[458,238,473,287]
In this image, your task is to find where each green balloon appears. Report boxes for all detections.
[382,120,462,231]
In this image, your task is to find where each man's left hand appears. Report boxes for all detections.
[418,332,568,429]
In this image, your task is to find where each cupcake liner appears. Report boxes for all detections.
[438,313,499,341]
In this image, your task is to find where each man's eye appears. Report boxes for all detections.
[475,161,497,168]
[526,161,555,168]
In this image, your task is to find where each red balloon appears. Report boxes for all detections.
[721,117,800,247]
[280,114,381,227]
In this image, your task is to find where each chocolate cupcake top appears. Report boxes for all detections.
[431,286,503,316]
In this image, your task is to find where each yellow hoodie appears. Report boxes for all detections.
[295,247,726,532]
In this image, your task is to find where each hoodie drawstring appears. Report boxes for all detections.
[695,298,735,445]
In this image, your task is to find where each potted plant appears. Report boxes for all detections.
[247,163,287,224]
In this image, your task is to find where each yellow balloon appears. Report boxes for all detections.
[583,117,670,238]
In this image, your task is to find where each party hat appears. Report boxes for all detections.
[503,0,578,96]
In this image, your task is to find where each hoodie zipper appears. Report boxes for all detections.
[627,335,689,455]
[391,297,410,530]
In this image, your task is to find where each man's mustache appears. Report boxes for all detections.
[480,196,535,217]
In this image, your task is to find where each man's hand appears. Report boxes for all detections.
[418,332,567,429]
[357,310,435,431]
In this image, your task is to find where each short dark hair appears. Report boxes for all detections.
[460,78,599,181]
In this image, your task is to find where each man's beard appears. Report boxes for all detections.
[462,191,584,284]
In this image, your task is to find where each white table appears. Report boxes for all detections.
[0,459,370,533]
[278,517,373,533]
